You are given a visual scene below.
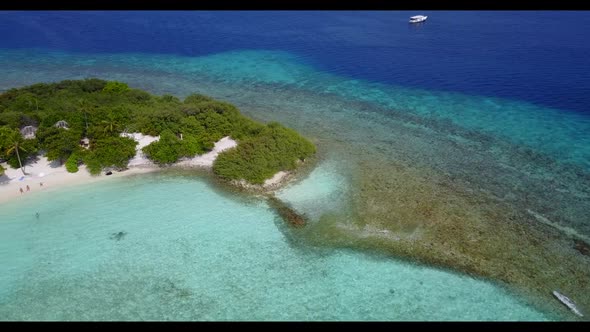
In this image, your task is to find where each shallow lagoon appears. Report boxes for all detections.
[0,170,550,320]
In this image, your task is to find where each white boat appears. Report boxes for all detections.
[552,291,584,317]
[409,15,427,23]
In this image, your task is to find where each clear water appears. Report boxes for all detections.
[1,11,589,114]
[0,172,550,321]
[276,160,350,221]
[0,11,589,320]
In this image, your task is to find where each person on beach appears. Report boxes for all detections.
[40,182,43,187]
[26,185,30,192]
[19,187,24,194]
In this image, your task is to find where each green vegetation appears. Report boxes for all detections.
[83,137,137,175]
[0,126,35,175]
[37,127,82,164]
[102,81,130,94]
[65,149,83,173]
[213,122,316,184]
[141,129,206,165]
[0,79,315,183]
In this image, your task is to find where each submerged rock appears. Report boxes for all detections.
[109,231,127,241]
[266,195,306,227]
[574,239,590,257]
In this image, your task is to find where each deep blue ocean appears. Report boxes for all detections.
[1,10,589,114]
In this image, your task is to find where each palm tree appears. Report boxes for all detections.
[101,112,120,134]
[5,132,27,175]
[25,94,38,111]
[77,98,90,132]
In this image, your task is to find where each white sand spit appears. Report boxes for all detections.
[176,136,237,168]
[121,132,160,167]
[263,171,289,188]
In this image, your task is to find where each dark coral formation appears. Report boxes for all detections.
[574,239,590,257]
[267,195,306,228]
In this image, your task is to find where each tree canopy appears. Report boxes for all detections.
[213,122,316,184]
[0,79,315,182]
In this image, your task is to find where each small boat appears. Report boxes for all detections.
[553,291,584,317]
[409,15,428,24]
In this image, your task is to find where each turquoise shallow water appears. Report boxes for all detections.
[0,171,550,321]
[276,160,350,222]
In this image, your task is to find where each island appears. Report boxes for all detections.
[0,79,316,203]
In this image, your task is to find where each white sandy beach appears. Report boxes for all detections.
[0,157,158,205]
[0,134,237,205]
[0,133,294,205]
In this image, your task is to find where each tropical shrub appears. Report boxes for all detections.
[213,122,315,184]
[102,81,130,94]
[83,136,137,175]
[142,130,185,165]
